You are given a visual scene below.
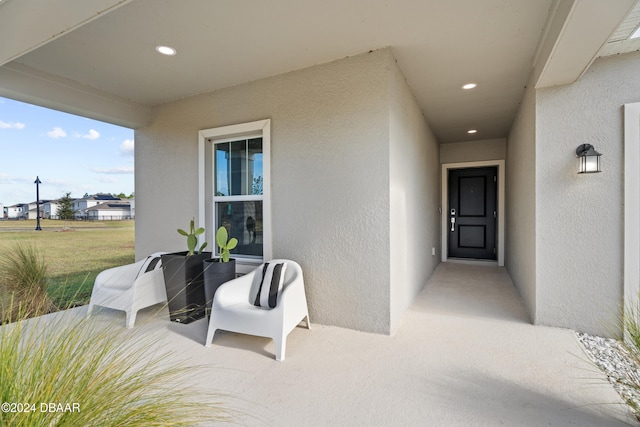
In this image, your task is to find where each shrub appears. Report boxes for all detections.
[0,243,56,322]
[0,244,231,426]
[610,301,640,419]
[582,298,640,421]
[0,312,230,426]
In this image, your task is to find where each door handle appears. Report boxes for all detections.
[450,208,456,232]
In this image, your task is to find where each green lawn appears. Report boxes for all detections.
[0,219,134,308]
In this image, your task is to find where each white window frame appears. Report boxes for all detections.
[198,119,271,270]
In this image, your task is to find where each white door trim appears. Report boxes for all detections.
[624,103,640,308]
[441,160,505,266]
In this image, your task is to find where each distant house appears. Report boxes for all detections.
[85,200,132,220]
[24,200,49,220]
[43,200,61,219]
[25,208,39,220]
[74,194,121,219]
[5,204,27,219]
[0,203,4,219]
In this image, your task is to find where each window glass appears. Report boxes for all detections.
[215,144,229,196]
[248,138,263,195]
[214,138,263,196]
[216,201,263,257]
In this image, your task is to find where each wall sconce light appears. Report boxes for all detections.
[576,144,602,174]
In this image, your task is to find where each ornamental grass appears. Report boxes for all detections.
[0,243,231,426]
[0,243,56,323]
[610,300,640,419]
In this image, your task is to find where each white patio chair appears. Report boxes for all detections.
[87,252,167,328]
[204,259,310,361]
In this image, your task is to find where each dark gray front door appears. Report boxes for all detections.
[448,167,497,260]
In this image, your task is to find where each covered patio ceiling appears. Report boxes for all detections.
[0,0,638,143]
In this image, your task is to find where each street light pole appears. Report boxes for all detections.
[34,176,42,231]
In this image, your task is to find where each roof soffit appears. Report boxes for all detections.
[534,0,637,89]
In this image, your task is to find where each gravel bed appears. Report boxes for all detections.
[578,332,640,417]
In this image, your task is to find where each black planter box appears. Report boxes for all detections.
[203,258,236,319]
[161,251,212,323]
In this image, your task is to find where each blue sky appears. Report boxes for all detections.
[0,97,134,206]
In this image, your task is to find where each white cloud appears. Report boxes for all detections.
[47,127,67,138]
[119,139,134,156]
[92,166,134,175]
[0,174,35,185]
[98,176,118,184]
[76,129,100,140]
[0,173,17,184]
[0,120,26,129]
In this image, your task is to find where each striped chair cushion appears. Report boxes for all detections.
[253,262,287,309]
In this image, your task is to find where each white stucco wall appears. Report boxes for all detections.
[440,139,506,164]
[389,57,440,333]
[136,49,415,334]
[505,77,537,323]
[534,52,640,336]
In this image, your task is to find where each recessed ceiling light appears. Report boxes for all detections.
[462,83,477,90]
[155,45,177,56]
[467,129,477,134]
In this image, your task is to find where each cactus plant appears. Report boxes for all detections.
[177,219,208,255]
[216,226,238,262]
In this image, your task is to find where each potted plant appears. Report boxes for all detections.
[203,226,238,318]
[161,219,212,323]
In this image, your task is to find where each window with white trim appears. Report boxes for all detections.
[199,119,271,264]
[214,136,264,258]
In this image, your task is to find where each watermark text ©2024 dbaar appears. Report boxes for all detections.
[1,402,80,413]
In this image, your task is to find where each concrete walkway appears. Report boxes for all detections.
[82,262,635,426]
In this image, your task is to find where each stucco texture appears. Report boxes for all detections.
[389,56,440,333]
[136,48,437,334]
[534,52,640,336]
[505,76,537,324]
[440,138,506,164]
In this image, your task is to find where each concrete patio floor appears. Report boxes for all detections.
[81,262,635,426]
